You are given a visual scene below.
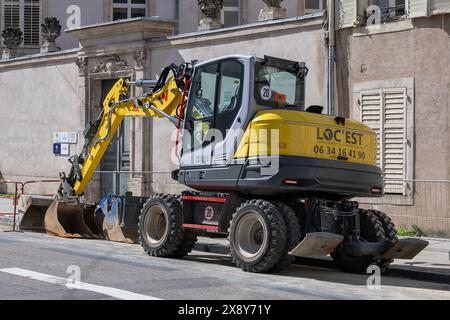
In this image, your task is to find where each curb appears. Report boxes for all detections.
[0,214,18,228]
[194,242,231,255]
[193,242,450,285]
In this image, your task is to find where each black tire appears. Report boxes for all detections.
[138,193,184,257]
[270,202,302,272]
[289,199,307,232]
[173,230,198,258]
[369,209,398,271]
[331,209,387,274]
[229,200,287,273]
[171,194,198,258]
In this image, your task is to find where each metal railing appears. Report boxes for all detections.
[0,179,60,231]
[1,174,449,234]
[379,4,406,22]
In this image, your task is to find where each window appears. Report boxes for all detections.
[112,0,147,21]
[216,60,243,136]
[1,0,40,46]
[367,0,406,23]
[184,63,218,151]
[221,0,240,28]
[254,61,305,110]
[359,88,407,195]
[183,60,244,151]
[305,0,327,14]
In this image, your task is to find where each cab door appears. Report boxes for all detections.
[180,58,249,190]
[180,62,218,169]
[211,59,248,167]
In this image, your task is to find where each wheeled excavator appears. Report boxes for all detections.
[19,55,428,273]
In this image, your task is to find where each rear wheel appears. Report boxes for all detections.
[138,193,184,257]
[270,202,301,272]
[229,200,287,273]
[331,209,386,274]
[369,209,398,271]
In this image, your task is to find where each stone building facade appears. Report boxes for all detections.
[334,0,450,236]
[0,0,327,53]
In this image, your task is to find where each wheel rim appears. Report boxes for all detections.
[234,212,268,262]
[143,203,168,246]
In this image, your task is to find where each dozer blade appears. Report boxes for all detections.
[289,232,344,257]
[382,238,429,260]
[95,196,138,244]
[18,195,54,232]
[44,200,98,238]
[102,213,136,244]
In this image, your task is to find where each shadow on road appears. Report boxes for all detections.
[185,252,450,292]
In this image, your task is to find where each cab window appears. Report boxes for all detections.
[183,60,244,152]
[254,62,305,110]
[216,60,243,137]
[183,63,218,151]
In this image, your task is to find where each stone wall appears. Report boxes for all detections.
[0,50,84,195]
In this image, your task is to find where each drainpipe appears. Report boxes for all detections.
[174,0,180,35]
[327,0,335,116]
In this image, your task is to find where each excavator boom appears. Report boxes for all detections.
[20,63,191,240]
[71,76,182,196]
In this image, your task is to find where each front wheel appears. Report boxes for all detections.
[138,193,184,257]
[229,200,287,273]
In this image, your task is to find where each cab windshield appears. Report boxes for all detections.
[254,61,305,110]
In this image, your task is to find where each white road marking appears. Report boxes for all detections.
[0,268,161,300]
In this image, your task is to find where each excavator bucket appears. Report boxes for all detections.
[44,199,98,238]
[18,195,54,232]
[19,195,103,239]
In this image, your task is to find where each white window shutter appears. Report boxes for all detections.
[2,0,41,47]
[383,89,407,195]
[335,0,357,29]
[23,0,41,46]
[360,90,383,168]
[407,0,429,18]
[360,88,407,195]
[3,0,21,29]
[430,0,450,14]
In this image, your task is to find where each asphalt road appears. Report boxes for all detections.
[0,227,449,300]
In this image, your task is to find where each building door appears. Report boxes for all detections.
[99,79,130,196]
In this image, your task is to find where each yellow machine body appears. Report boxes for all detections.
[234,109,378,167]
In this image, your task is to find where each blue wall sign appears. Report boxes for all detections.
[53,143,61,155]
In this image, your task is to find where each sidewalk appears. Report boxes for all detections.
[387,237,450,282]
[0,198,15,226]
[193,236,450,283]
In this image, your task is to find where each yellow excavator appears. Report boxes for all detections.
[20,55,428,273]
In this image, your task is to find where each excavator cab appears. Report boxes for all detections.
[178,55,309,186]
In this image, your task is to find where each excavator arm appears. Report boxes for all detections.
[20,64,193,239]
[60,66,189,198]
